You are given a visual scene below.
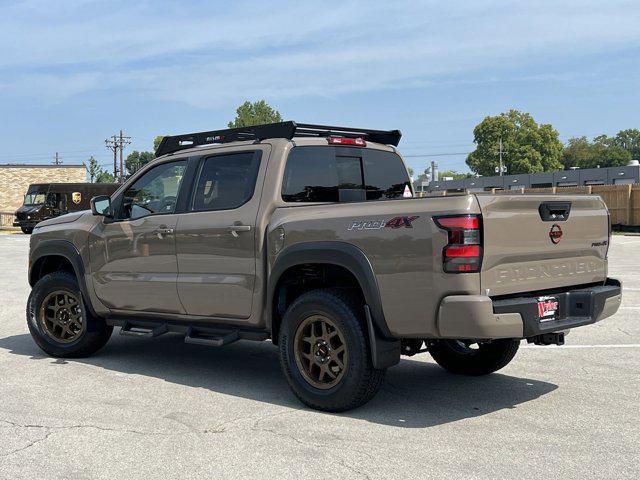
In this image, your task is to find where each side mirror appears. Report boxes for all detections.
[90,195,112,218]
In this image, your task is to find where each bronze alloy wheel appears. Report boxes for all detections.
[293,314,348,390]
[38,290,85,344]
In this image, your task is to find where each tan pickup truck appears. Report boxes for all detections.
[26,122,621,411]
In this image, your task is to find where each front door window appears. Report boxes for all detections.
[119,161,187,220]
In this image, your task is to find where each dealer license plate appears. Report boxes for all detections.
[537,296,559,322]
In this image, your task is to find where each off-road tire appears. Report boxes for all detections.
[279,288,385,412]
[21,227,33,234]
[428,339,520,376]
[27,271,113,358]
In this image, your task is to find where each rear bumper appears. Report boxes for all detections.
[437,278,622,339]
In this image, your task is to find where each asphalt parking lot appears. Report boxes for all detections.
[0,232,638,480]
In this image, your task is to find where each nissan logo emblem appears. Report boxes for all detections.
[549,224,563,244]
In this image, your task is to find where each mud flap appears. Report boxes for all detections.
[364,305,400,369]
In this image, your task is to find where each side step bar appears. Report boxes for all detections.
[119,321,168,338]
[185,327,239,347]
[107,316,269,347]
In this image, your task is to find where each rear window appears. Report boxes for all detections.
[281,146,411,203]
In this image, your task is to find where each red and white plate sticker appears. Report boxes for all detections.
[537,296,559,321]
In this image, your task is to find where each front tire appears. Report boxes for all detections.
[428,339,520,376]
[279,289,385,412]
[27,271,113,358]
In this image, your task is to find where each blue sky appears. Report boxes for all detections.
[1,0,639,175]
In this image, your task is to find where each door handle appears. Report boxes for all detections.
[155,226,174,238]
[227,225,251,238]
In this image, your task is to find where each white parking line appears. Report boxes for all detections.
[523,344,640,349]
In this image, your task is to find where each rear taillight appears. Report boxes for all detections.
[327,136,366,146]
[434,214,482,273]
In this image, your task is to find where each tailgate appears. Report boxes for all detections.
[476,194,609,296]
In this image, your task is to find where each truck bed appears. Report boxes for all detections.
[269,192,611,338]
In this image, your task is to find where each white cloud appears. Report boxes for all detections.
[1,0,639,106]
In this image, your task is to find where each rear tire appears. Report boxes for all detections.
[279,289,385,412]
[27,271,113,358]
[428,339,520,376]
[21,227,33,234]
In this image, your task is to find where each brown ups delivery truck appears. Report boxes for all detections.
[14,182,118,233]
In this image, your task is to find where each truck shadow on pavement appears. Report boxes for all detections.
[0,332,557,428]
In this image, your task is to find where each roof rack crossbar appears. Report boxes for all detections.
[155,121,401,157]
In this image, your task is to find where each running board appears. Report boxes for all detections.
[106,316,270,345]
[119,321,168,338]
[184,327,239,347]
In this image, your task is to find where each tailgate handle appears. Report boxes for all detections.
[539,202,571,222]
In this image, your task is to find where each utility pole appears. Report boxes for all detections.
[118,130,131,182]
[105,135,118,179]
[52,152,62,165]
[431,160,438,182]
[496,136,507,176]
[105,130,131,182]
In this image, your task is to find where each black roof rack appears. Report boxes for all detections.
[155,121,402,157]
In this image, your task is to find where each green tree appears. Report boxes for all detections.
[86,156,100,182]
[228,100,283,128]
[613,129,640,159]
[153,135,165,152]
[563,136,631,169]
[562,137,593,169]
[593,129,640,160]
[602,145,632,166]
[95,170,115,183]
[126,150,155,175]
[407,167,414,178]
[438,169,470,180]
[466,110,564,176]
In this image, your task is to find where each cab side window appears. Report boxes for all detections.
[119,161,187,220]
[191,152,261,211]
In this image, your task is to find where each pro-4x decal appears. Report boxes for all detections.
[347,216,419,231]
[385,216,419,229]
